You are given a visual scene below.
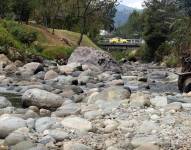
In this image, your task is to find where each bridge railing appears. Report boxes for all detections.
[98,39,144,45]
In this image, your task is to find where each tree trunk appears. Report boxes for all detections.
[77,16,86,46]
[78,32,83,46]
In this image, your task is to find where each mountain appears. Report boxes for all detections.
[114,4,141,28]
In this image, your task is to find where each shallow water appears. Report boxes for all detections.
[0,93,22,108]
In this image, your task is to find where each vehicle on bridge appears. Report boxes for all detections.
[109,37,129,44]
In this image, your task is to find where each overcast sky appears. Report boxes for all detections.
[121,0,144,9]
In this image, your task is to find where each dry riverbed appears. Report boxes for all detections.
[0,47,190,150]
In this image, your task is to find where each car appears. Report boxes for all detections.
[109,37,129,44]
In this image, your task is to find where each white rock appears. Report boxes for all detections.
[61,117,92,132]
[22,88,64,109]
[150,96,168,107]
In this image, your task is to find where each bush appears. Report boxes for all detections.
[2,21,37,45]
[155,42,172,62]
[165,55,179,67]
[0,26,20,49]
[110,50,128,61]
[127,49,139,61]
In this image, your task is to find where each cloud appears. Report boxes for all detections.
[121,0,144,9]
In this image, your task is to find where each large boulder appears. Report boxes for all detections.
[22,89,64,109]
[19,62,44,76]
[67,47,120,72]
[0,115,26,138]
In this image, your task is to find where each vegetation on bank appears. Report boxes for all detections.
[0,20,98,62]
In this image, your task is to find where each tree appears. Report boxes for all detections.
[38,0,65,33]
[115,10,143,38]
[71,0,117,45]
[0,0,12,18]
[12,0,35,23]
[143,0,177,62]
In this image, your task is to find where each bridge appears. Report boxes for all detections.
[98,39,144,50]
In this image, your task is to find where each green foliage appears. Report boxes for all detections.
[155,42,172,62]
[0,26,20,49]
[165,55,179,67]
[142,0,177,62]
[42,46,73,60]
[2,21,37,45]
[110,50,128,61]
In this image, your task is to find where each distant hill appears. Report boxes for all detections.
[114,4,141,28]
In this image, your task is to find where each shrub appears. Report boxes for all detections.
[155,42,172,62]
[0,26,20,49]
[2,21,37,45]
[127,49,139,61]
[165,55,179,67]
[110,50,128,61]
[42,46,73,60]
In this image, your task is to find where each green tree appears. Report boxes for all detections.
[143,0,177,62]
[12,0,35,23]
[0,0,12,18]
[115,10,143,38]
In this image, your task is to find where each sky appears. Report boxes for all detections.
[121,0,144,9]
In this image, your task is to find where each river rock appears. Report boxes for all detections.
[135,144,160,150]
[130,92,151,107]
[46,128,69,141]
[4,128,28,146]
[12,141,36,150]
[4,63,17,74]
[137,121,160,134]
[22,88,64,109]
[19,62,44,76]
[131,135,160,148]
[87,86,131,104]
[61,117,92,132]
[0,115,26,138]
[0,96,12,109]
[164,102,182,112]
[67,47,120,72]
[0,54,11,67]
[35,117,57,132]
[150,96,168,107]
[52,103,81,117]
[63,142,92,150]
[58,65,74,74]
[44,70,58,80]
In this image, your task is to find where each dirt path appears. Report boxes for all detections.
[27,25,72,46]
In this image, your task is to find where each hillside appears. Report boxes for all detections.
[0,20,98,61]
[114,4,142,27]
